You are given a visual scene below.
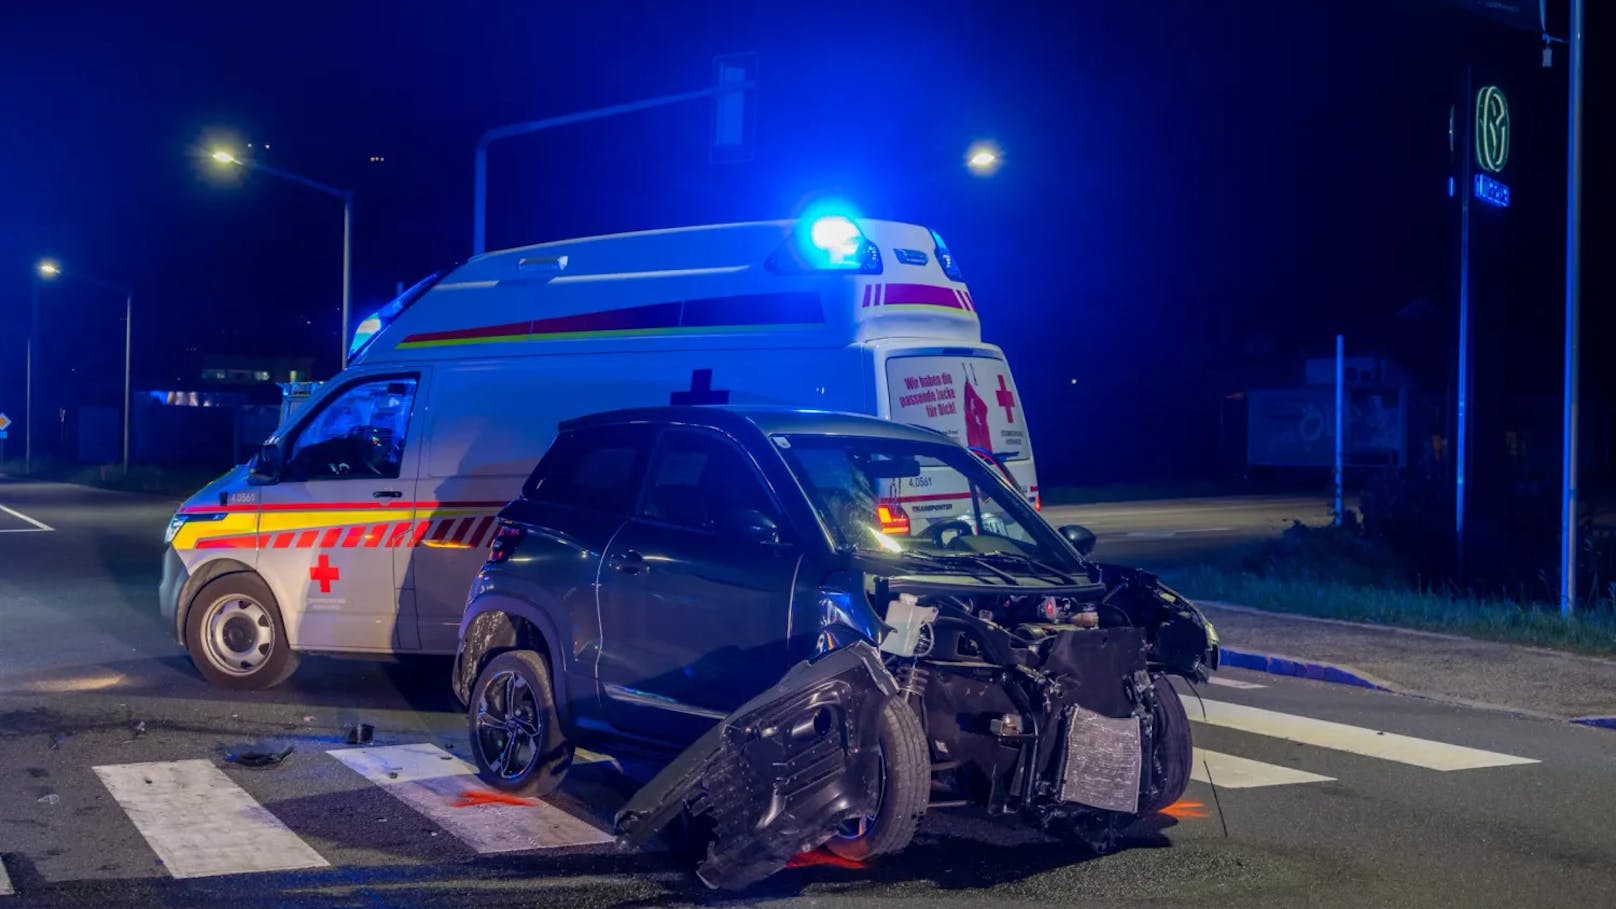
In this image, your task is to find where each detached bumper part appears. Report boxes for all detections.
[614,642,902,891]
[1058,705,1142,813]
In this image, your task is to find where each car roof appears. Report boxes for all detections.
[558,406,954,445]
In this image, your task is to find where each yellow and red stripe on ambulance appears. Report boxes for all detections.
[169,500,506,552]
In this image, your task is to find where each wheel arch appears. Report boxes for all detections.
[454,595,575,727]
[175,558,258,642]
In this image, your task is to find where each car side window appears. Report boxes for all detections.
[284,377,418,482]
[642,430,778,534]
[523,426,653,516]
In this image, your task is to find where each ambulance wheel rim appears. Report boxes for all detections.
[473,669,545,782]
[201,595,275,676]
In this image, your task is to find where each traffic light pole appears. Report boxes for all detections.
[472,81,753,255]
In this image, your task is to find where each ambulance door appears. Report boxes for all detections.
[257,373,423,653]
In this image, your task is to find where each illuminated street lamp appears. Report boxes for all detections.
[34,262,135,473]
[965,141,1003,176]
[209,147,354,369]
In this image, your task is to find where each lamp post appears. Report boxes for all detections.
[210,150,354,370]
[35,260,134,473]
[964,141,1003,177]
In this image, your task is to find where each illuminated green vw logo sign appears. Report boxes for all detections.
[1475,85,1510,174]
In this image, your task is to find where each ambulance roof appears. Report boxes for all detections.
[352,218,983,364]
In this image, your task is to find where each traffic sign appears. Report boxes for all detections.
[0,413,10,433]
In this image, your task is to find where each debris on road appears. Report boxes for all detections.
[615,642,899,891]
[37,793,59,806]
[48,732,67,751]
[452,790,537,808]
[131,720,147,738]
[223,745,295,768]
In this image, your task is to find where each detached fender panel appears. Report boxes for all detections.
[614,641,904,890]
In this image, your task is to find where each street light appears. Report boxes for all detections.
[35,262,134,473]
[965,141,1003,177]
[209,147,353,370]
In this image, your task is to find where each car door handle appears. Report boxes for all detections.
[608,550,647,574]
[372,489,404,499]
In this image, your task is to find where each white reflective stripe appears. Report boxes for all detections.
[92,760,328,878]
[1188,699,1538,771]
[1207,677,1267,690]
[0,504,53,532]
[0,858,12,895]
[327,744,612,853]
[1192,748,1334,788]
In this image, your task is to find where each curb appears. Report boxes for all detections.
[1218,647,1388,691]
[1571,716,1616,730]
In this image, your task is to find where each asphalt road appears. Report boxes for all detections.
[2,480,1609,908]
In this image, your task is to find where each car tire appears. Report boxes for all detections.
[467,650,572,798]
[184,573,300,690]
[823,696,929,862]
[1140,674,1193,814]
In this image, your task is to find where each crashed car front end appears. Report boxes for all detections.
[615,558,1218,888]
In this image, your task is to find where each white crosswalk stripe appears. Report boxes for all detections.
[1186,698,1538,771]
[0,858,13,896]
[1192,748,1334,788]
[327,743,614,853]
[92,760,329,879]
[1207,677,1266,690]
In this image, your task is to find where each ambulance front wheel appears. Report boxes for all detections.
[185,573,300,690]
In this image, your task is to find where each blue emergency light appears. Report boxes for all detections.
[348,271,444,360]
[768,212,884,275]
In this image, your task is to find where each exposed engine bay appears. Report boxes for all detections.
[874,564,1217,837]
[615,563,1218,890]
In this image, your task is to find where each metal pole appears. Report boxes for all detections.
[341,194,353,370]
[1455,67,1474,575]
[1335,334,1345,525]
[1560,0,1585,617]
[471,82,750,255]
[122,292,132,473]
[473,139,488,255]
[25,281,36,474]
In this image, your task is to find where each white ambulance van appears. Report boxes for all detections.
[160,215,1042,688]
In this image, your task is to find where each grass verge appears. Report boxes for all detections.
[1166,564,1616,658]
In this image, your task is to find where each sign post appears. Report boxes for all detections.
[1334,335,1345,525]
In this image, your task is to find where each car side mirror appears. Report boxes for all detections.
[720,508,781,545]
[248,443,283,486]
[1058,524,1097,556]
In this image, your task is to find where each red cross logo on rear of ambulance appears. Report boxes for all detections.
[995,376,1017,424]
[310,554,340,593]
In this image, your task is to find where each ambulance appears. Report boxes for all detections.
[160,214,1041,688]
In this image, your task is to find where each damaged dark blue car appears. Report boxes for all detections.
[452,407,1220,889]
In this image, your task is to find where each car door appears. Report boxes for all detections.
[596,427,801,742]
[256,373,421,653]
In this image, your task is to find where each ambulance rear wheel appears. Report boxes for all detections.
[185,573,299,690]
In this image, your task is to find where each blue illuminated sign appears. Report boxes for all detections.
[1473,173,1510,208]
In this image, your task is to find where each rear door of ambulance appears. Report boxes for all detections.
[877,348,1037,526]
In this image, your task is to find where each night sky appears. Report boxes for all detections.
[1,1,1609,485]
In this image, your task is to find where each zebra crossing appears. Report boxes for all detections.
[0,692,1540,896]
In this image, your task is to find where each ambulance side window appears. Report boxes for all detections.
[284,377,418,482]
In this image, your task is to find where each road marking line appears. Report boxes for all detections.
[1192,748,1334,788]
[1187,699,1538,771]
[0,504,53,532]
[1208,677,1267,690]
[0,857,12,896]
[328,743,613,853]
[92,759,329,878]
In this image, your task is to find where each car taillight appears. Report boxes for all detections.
[1034,490,1042,511]
[488,524,525,564]
[876,501,911,535]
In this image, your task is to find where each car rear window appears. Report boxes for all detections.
[523,426,652,515]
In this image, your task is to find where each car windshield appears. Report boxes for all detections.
[772,432,1080,572]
